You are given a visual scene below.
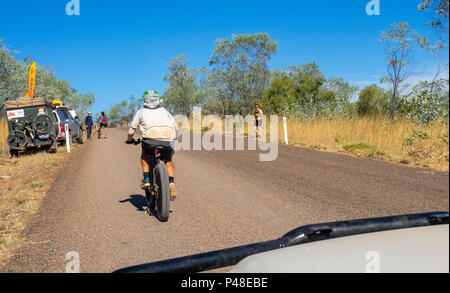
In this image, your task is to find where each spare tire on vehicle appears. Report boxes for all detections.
[33,113,53,135]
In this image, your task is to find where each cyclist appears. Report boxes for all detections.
[97,112,109,138]
[126,90,178,200]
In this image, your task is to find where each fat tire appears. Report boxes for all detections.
[155,162,170,222]
[77,129,84,144]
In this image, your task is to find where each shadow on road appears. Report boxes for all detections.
[119,194,172,221]
[119,194,148,212]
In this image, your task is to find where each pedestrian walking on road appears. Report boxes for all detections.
[85,112,94,139]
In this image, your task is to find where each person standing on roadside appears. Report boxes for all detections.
[254,104,264,138]
[85,112,94,139]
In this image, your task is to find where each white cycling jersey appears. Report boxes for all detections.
[130,107,176,141]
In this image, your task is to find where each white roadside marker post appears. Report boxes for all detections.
[283,117,289,145]
[65,124,71,153]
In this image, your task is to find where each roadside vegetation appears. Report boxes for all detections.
[109,0,448,171]
[0,39,95,120]
[0,36,94,269]
[0,134,85,269]
[1,115,87,269]
[0,119,7,157]
[281,117,449,171]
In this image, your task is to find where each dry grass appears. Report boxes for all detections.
[280,116,449,172]
[0,120,8,157]
[183,115,449,171]
[0,121,84,269]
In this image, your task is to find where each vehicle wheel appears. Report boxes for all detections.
[155,162,170,222]
[145,189,156,210]
[10,149,19,158]
[33,114,52,135]
[7,130,28,150]
[61,135,72,146]
[77,131,84,144]
[48,139,58,153]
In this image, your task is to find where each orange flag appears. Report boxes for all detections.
[24,62,36,98]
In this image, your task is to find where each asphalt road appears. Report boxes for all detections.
[7,128,449,273]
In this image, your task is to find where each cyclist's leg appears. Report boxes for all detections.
[104,124,107,138]
[141,151,151,173]
[160,145,176,199]
[166,161,174,178]
[140,144,155,189]
[141,139,161,188]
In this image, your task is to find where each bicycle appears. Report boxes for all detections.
[7,113,53,151]
[126,138,171,222]
[97,123,108,139]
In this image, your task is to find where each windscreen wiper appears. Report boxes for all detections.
[114,211,449,273]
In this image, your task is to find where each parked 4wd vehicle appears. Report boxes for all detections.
[69,109,85,136]
[52,106,84,145]
[4,97,58,157]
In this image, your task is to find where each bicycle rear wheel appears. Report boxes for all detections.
[7,130,28,150]
[155,162,170,222]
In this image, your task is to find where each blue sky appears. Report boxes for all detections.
[0,0,444,113]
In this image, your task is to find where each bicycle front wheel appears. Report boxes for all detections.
[155,162,170,222]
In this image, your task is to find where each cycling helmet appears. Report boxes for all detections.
[143,90,161,109]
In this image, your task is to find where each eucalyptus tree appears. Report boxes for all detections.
[207,33,278,115]
[163,55,203,117]
[380,22,428,112]
[418,0,449,44]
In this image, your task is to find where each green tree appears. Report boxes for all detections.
[0,43,27,102]
[357,85,390,116]
[418,0,449,44]
[260,75,300,115]
[65,90,95,120]
[162,55,203,117]
[288,62,326,110]
[321,78,359,117]
[109,95,141,126]
[399,80,449,123]
[207,33,278,115]
[1,39,95,117]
